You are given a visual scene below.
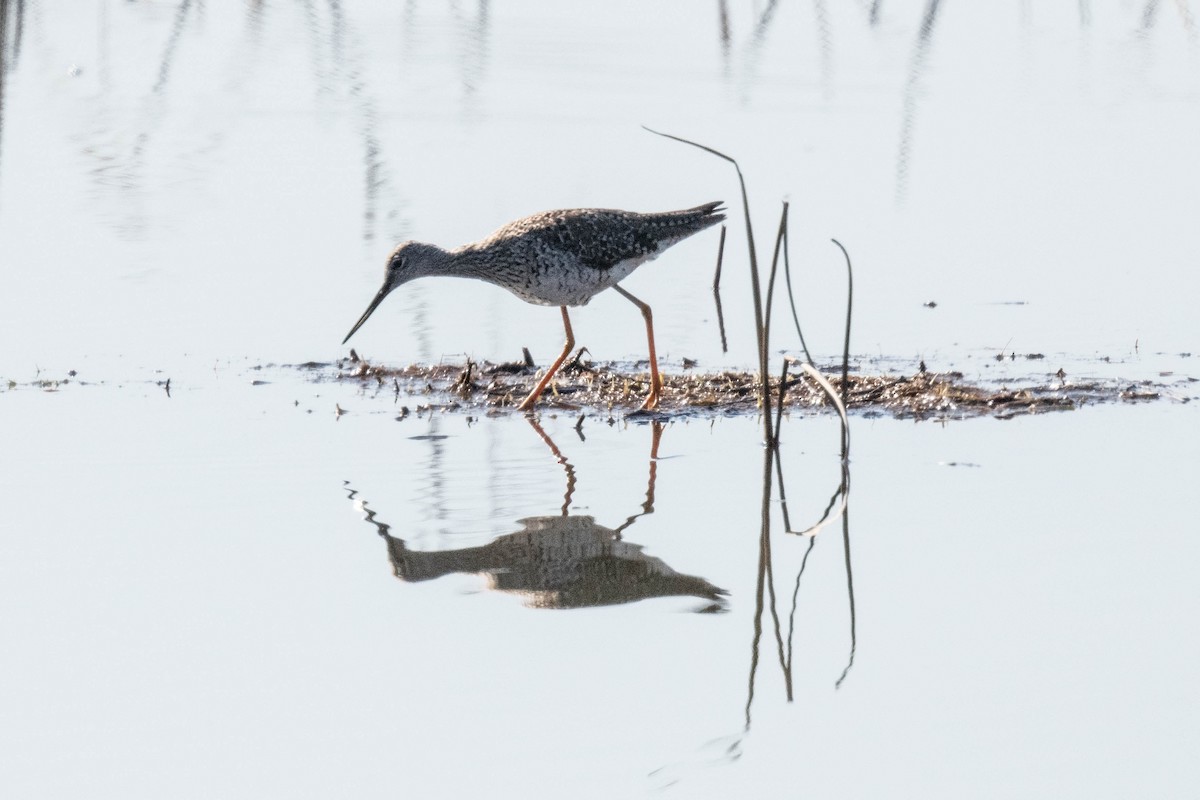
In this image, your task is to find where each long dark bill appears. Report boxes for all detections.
[342,285,391,344]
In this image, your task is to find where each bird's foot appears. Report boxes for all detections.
[516,387,543,412]
[639,389,661,411]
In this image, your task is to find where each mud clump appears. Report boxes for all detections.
[329,353,1174,420]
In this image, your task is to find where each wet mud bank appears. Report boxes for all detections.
[316,352,1188,420]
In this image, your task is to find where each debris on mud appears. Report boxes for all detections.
[324,353,1183,420]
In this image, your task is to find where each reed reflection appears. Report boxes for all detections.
[55,1,424,244]
[738,0,780,101]
[345,418,726,611]
[650,410,856,783]
[745,404,856,730]
[895,0,944,202]
[149,0,193,97]
[454,1,491,111]
[0,0,26,192]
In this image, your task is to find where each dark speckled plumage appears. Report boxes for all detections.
[466,201,724,299]
[342,201,725,410]
[393,201,726,307]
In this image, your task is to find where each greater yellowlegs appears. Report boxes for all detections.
[342,201,725,410]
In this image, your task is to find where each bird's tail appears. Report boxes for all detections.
[652,201,726,238]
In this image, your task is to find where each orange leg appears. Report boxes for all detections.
[518,306,575,412]
[612,285,662,410]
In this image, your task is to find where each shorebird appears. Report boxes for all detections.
[342,201,725,410]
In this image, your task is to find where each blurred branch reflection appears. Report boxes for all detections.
[344,418,726,610]
[149,0,193,96]
[0,0,26,194]
[895,0,944,201]
[43,0,426,243]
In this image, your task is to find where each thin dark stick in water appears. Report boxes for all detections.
[773,444,793,533]
[712,224,727,290]
[760,203,789,447]
[713,225,729,353]
[785,536,818,675]
[642,126,772,438]
[773,356,790,447]
[763,203,789,377]
[831,238,853,413]
[782,212,814,365]
[714,288,729,355]
[835,458,856,689]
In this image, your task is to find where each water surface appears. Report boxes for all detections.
[1,3,1198,797]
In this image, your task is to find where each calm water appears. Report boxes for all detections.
[2,2,1198,798]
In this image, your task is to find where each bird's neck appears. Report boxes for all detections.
[403,243,479,281]
[443,243,492,278]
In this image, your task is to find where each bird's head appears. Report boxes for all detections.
[342,241,447,345]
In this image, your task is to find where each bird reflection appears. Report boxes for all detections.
[345,418,726,611]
